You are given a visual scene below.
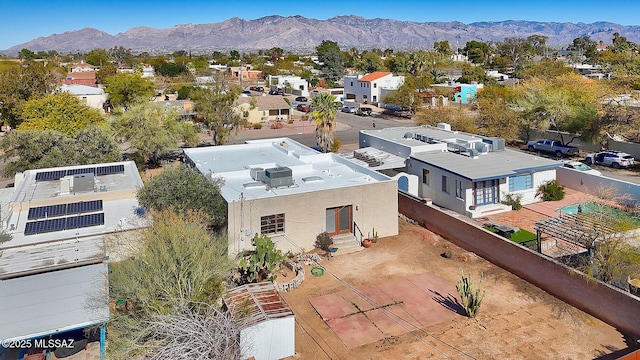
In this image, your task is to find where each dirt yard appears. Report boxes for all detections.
[281,220,631,360]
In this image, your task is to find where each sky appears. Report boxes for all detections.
[2,0,640,50]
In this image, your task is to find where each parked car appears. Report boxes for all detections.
[561,160,602,176]
[341,106,356,113]
[255,86,264,92]
[249,86,257,91]
[585,151,635,168]
[268,89,284,95]
[356,107,373,116]
[242,90,252,95]
[295,96,308,102]
[526,139,579,157]
[296,104,311,112]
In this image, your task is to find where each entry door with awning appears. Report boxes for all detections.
[326,205,352,236]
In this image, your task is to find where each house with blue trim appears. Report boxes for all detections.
[357,124,561,218]
[432,82,483,104]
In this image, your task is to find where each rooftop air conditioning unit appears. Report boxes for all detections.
[265,167,294,188]
[437,123,451,131]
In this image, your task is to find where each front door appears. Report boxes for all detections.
[474,180,497,206]
[326,205,352,236]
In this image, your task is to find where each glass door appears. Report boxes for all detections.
[326,205,352,236]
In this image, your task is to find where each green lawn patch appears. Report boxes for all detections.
[484,226,538,246]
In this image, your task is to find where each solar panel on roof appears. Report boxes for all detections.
[66,167,96,176]
[67,213,104,229]
[35,170,67,182]
[24,217,67,235]
[95,164,124,176]
[27,200,103,220]
[67,200,103,214]
[24,212,105,235]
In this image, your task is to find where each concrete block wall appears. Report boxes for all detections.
[398,192,640,338]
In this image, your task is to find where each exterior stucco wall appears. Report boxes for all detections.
[227,181,398,256]
[398,192,640,338]
[557,167,640,207]
[508,169,557,205]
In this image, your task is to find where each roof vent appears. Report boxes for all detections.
[250,167,265,181]
[403,132,414,139]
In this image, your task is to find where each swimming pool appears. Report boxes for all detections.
[560,202,640,227]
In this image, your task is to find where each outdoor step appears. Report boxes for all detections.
[330,235,365,256]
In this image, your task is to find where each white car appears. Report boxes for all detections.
[562,160,602,176]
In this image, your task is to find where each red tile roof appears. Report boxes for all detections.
[359,72,391,82]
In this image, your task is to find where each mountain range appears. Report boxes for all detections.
[5,15,640,55]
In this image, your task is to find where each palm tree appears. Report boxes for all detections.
[311,93,338,153]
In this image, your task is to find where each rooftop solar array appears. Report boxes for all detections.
[27,200,103,220]
[24,213,105,235]
[35,164,125,182]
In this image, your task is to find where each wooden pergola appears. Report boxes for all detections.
[534,213,617,254]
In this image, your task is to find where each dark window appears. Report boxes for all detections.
[442,175,449,193]
[422,169,430,185]
[261,213,285,234]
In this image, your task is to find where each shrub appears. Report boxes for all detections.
[270,122,283,129]
[442,249,454,258]
[456,269,485,318]
[501,193,523,210]
[314,231,334,252]
[330,136,342,153]
[536,180,565,201]
[252,123,262,129]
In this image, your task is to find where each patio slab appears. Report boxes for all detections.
[309,272,459,348]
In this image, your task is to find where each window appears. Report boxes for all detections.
[261,213,285,234]
[350,81,353,86]
[455,180,464,198]
[508,174,533,192]
[374,83,377,88]
[442,175,450,193]
[422,169,430,185]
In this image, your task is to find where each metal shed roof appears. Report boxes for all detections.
[222,282,294,330]
[0,263,109,342]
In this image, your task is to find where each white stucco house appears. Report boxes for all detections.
[183,138,398,257]
[358,124,561,218]
[58,84,107,112]
[343,72,404,105]
[266,75,309,96]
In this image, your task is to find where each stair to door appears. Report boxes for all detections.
[330,233,364,257]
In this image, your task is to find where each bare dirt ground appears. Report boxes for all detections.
[281,220,632,360]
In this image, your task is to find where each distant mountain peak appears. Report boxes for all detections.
[3,15,639,55]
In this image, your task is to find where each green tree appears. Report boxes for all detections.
[18,48,37,60]
[457,63,495,85]
[109,46,134,67]
[382,75,420,113]
[96,63,117,85]
[311,93,338,152]
[104,73,155,109]
[0,127,120,177]
[476,86,521,141]
[84,48,112,66]
[154,61,190,77]
[0,60,59,127]
[463,41,493,65]
[495,37,535,73]
[190,73,242,145]
[434,40,453,57]
[19,92,106,136]
[356,51,384,73]
[316,40,344,82]
[136,164,227,229]
[112,102,198,166]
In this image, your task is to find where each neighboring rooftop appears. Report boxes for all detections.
[236,96,290,110]
[183,138,393,203]
[0,263,109,342]
[358,71,392,82]
[0,161,146,278]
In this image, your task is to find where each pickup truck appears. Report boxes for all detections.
[526,139,579,157]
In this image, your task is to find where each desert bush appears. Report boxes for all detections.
[537,180,565,201]
[456,269,485,318]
